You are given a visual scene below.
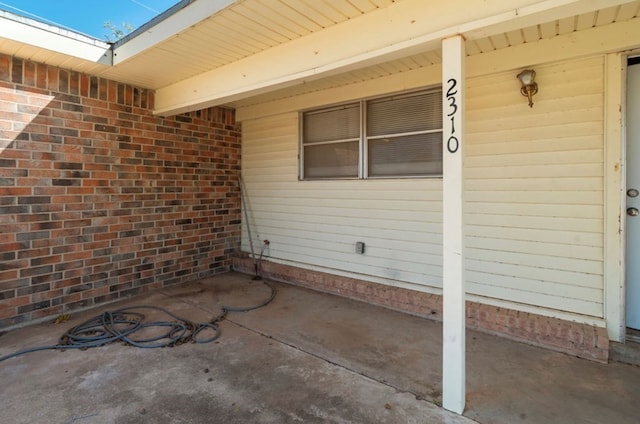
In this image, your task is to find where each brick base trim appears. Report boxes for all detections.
[233,256,609,363]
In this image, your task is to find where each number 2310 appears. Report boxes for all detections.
[446,78,459,154]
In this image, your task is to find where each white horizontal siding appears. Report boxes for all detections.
[241,55,606,318]
[464,56,604,317]
[241,113,444,287]
[466,225,602,249]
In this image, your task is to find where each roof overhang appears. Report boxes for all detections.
[0,0,639,117]
[0,9,111,64]
[154,0,640,116]
[111,0,235,65]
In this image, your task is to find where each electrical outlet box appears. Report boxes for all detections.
[355,241,365,254]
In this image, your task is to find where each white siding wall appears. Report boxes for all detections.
[465,56,604,317]
[241,56,605,318]
[241,113,444,290]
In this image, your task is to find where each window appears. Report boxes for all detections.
[300,88,442,179]
[302,103,360,179]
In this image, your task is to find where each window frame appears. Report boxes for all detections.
[300,103,362,180]
[299,87,443,181]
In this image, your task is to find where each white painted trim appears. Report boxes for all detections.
[604,53,626,342]
[469,17,640,77]
[237,17,640,121]
[112,0,236,65]
[155,0,635,115]
[441,35,466,416]
[0,11,110,63]
[462,0,639,40]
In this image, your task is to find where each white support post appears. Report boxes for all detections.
[441,34,466,415]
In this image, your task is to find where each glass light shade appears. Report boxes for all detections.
[517,69,536,86]
[516,69,538,107]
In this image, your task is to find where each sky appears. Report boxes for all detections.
[0,0,180,40]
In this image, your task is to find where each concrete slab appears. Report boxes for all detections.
[0,273,472,424]
[228,275,640,424]
[1,272,639,423]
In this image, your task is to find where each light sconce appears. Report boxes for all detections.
[516,69,538,108]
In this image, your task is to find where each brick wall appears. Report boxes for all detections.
[0,53,241,328]
[233,256,610,363]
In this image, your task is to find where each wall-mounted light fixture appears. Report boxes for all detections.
[516,69,538,108]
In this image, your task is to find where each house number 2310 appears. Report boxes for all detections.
[446,78,459,154]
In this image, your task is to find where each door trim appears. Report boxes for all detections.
[604,52,626,343]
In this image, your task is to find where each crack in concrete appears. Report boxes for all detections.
[222,316,436,405]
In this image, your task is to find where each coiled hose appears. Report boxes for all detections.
[0,280,276,363]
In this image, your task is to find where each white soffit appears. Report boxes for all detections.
[154,0,640,115]
[102,0,397,90]
[0,10,110,64]
[0,0,639,115]
[233,2,640,110]
[111,0,236,65]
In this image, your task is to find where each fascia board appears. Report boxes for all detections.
[0,11,111,64]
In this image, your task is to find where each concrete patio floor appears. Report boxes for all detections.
[1,271,638,424]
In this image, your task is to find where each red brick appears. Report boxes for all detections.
[0,53,240,329]
[47,66,58,91]
[23,61,36,86]
[36,63,47,89]
[11,57,22,84]
[0,306,17,319]
[234,257,611,364]
[0,55,10,81]
[1,295,30,308]
[99,78,108,101]
[79,74,89,97]
[31,289,63,302]
[69,71,80,95]
[31,306,63,320]
[52,277,82,289]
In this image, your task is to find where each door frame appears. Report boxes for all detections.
[608,51,640,343]
[605,52,628,343]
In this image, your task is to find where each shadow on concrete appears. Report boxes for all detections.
[1,272,638,424]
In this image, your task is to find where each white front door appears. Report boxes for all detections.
[626,58,640,331]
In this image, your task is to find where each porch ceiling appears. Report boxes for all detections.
[232,1,640,109]
[0,0,639,113]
